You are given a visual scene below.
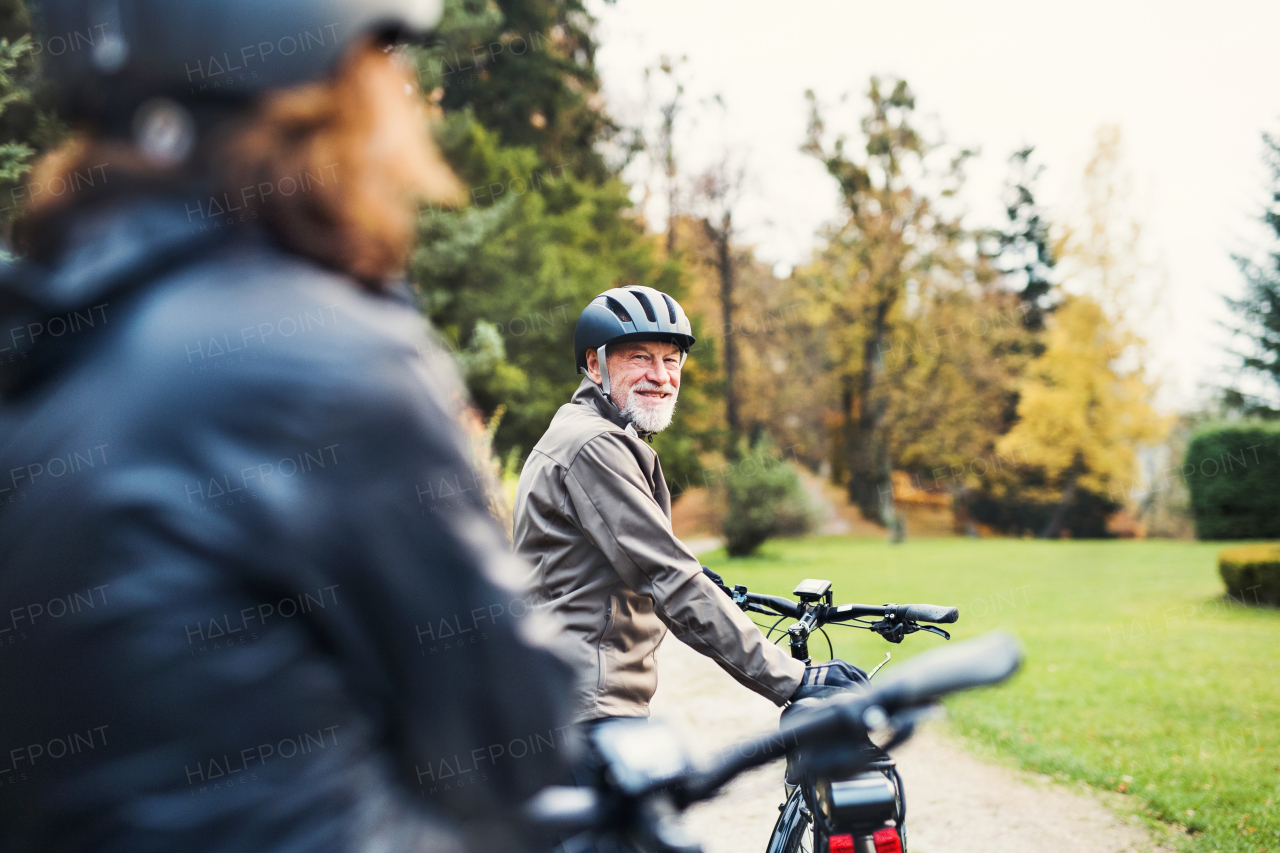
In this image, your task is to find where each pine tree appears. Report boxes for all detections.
[1224,131,1280,417]
[994,146,1057,332]
[0,0,69,230]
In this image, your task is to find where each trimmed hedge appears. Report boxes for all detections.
[1184,422,1280,539]
[1219,544,1280,606]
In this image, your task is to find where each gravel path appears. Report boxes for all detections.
[650,636,1176,853]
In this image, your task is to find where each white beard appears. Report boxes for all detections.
[618,380,678,434]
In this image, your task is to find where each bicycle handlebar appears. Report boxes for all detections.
[743,592,801,619]
[523,632,1022,829]
[747,595,959,625]
[687,630,1020,799]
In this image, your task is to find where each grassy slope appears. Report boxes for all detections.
[700,538,1280,853]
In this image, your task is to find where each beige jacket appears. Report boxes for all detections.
[514,378,805,723]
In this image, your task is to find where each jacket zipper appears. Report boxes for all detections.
[596,596,615,694]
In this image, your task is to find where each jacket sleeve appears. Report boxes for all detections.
[563,433,805,704]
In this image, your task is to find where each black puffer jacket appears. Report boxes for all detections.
[0,197,573,853]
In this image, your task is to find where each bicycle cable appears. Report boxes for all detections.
[750,615,789,637]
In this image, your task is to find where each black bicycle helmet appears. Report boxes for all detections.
[574,286,696,395]
[34,0,444,121]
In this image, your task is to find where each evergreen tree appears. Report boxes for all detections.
[0,0,66,230]
[1224,131,1280,418]
[978,128,1167,538]
[414,0,708,489]
[994,146,1057,332]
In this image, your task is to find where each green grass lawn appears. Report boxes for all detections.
[699,537,1280,853]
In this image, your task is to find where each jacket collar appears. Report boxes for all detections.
[8,195,244,314]
[570,376,653,440]
[0,195,246,399]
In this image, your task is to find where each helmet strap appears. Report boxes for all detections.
[596,345,611,398]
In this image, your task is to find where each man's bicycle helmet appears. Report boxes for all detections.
[35,0,444,121]
[574,287,696,396]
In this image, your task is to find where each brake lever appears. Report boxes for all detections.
[919,625,951,641]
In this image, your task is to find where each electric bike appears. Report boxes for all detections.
[525,612,1014,853]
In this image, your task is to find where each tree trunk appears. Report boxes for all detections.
[666,182,678,256]
[1040,470,1079,539]
[707,213,740,446]
[846,294,893,524]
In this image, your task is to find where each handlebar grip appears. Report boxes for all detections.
[901,603,959,624]
[868,631,1022,711]
[745,592,801,619]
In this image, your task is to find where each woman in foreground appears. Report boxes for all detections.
[0,3,572,851]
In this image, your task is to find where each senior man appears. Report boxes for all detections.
[514,286,862,726]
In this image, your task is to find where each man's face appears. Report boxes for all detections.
[586,341,682,433]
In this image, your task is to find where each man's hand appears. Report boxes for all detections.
[701,565,731,596]
[790,659,868,702]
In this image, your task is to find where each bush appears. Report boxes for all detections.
[720,436,815,557]
[1219,544,1280,606]
[1185,422,1280,539]
[961,486,1120,539]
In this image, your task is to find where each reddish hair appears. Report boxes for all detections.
[22,44,460,287]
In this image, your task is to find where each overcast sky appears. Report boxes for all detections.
[586,0,1280,411]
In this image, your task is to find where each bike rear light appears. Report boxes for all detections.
[827,834,854,853]
[872,828,903,853]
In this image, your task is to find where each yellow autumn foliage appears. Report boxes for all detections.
[997,294,1168,502]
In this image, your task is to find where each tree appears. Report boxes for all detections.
[424,0,617,184]
[799,77,971,526]
[997,295,1167,537]
[991,127,1167,538]
[649,56,686,256]
[693,157,746,445]
[1224,131,1280,418]
[0,35,33,190]
[0,0,67,232]
[993,146,1058,332]
[413,0,713,495]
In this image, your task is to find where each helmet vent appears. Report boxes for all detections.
[630,290,658,323]
[661,294,679,324]
[604,297,633,323]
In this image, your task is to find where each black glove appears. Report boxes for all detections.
[791,659,869,702]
